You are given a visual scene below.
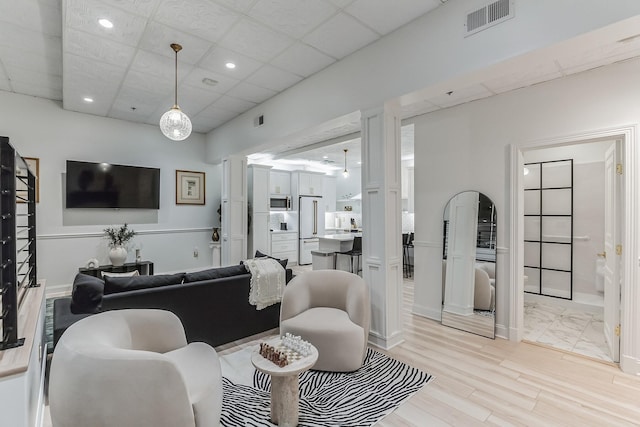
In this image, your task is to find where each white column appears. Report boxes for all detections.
[361,103,404,349]
[221,155,247,266]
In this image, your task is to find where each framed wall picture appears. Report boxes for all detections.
[176,170,205,205]
[17,157,39,203]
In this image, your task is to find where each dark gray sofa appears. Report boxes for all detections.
[53,265,293,349]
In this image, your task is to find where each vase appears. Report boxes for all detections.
[212,227,220,242]
[109,245,127,266]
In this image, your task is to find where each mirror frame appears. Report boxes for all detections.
[441,191,496,339]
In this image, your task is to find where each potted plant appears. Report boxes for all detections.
[104,223,136,266]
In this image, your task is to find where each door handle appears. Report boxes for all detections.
[597,251,606,259]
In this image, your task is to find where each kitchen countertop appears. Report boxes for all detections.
[318,233,362,240]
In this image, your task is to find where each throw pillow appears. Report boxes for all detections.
[70,273,105,314]
[103,273,185,295]
[254,250,288,269]
[183,264,248,283]
[102,270,140,279]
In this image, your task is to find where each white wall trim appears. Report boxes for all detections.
[511,125,639,374]
[37,227,213,240]
[412,303,442,321]
[368,330,405,350]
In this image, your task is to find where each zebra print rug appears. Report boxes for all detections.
[220,347,433,426]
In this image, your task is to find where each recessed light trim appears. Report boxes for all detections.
[225,62,236,69]
[83,97,94,103]
[98,18,113,29]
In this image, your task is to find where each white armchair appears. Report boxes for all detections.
[49,309,222,427]
[280,270,370,372]
[474,267,495,311]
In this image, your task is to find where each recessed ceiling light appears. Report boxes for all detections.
[202,77,218,86]
[98,18,113,29]
[357,161,362,165]
[225,62,236,69]
[323,155,328,159]
[83,97,94,103]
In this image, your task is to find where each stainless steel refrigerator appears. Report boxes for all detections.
[298,195,325,265]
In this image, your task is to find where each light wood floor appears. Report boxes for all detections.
[46,278,640,427]
[219,278,640,427]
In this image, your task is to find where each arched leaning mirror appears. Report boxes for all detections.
[442,191,496,339]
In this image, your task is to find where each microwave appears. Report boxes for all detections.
[270,195,292,211]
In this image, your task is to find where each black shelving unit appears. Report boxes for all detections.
[0,137,37,350]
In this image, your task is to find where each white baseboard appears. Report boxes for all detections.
[412,303,441,321]
[368,330,405,350]
[495,323,508,340]
[620,354,640,376]
[45,283,72,298]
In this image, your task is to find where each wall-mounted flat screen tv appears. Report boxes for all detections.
[66,160,160,209]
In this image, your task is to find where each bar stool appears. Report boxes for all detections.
[403,233,414,278]
[337,236,362,275]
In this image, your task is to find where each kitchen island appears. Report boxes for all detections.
[314,233,362,272]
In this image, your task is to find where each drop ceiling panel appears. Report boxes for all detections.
[110,86,165,118]
[0,22,61,59]
[226,81,277,103]
[199,46,265,80]
[171,84,222,115]
[64,28,137,66]
[0,80,12,92]
[400,100,440,118]
[303,12,378,59]
[64,53,128,81]
[213,95,257,113]
[245,64,303,92]
[138,22,213,65]
[346,0,440,35]
[121,69,172,97]
[270,42,335,77]
[154,0,240,42]
[248,0,338,39]
[326,0,355,8]
[0,0,61,36]
[129,49,192,81]
[196,104,240,121]
[218,18,294,63]
[215,0,257,13]
[182,68,240,94]
[98,0,162,18]
[66,0,148,46]
[5,65,62,92]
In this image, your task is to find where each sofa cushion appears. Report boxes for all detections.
[70,273,105,314]
[103,273,185,295]
[183,264,248,283]
[254,250,288,269]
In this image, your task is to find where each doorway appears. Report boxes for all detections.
[520,138,621,363]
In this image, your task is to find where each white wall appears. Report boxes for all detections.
[0,91,222,291]
[408,58,640,339]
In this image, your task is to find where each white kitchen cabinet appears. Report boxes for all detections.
[292,171,324,197]
[323,175,337,212]
[271,231,298,265]
[248,165,272,256]
[270,170,291,195]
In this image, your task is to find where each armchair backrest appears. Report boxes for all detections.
[280,270,370,333]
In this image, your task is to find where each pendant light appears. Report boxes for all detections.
[159,43,192,141]
[342,149,349,178]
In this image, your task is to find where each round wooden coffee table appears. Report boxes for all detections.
[251,338,318,427]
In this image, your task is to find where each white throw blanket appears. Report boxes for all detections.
[243,258,285,310]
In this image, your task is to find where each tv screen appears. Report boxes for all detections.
[66,160,160,209]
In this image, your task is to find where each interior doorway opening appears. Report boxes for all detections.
[521,138,621,363]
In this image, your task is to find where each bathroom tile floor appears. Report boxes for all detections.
[523,300,613,362]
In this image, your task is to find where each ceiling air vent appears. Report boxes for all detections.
[465,0,514,37]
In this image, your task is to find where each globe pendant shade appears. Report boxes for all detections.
[160,106,192,141]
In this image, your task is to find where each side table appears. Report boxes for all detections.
[79,261,154,278]
[251,338,318,427]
